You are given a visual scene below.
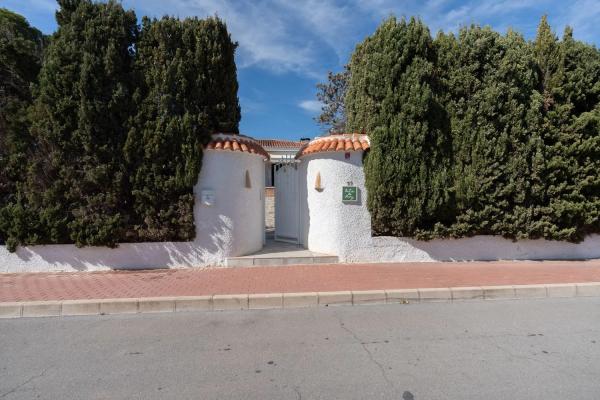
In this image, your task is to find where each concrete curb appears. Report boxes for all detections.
[1,282,598,319]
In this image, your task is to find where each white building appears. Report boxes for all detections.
[257,139,308,187]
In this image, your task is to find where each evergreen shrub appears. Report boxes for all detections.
[0,1,240,250]
[346,16,600,242]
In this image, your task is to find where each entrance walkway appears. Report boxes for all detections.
[1,260,600,302]
[225,239,338,267]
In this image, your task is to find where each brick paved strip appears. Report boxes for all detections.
[2,283,600,319]
[2,260,600,302]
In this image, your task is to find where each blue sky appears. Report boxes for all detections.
[3,0,600,141]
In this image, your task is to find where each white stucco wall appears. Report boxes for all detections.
[345,235,600,262]
[1,150,265,273]
[301,151,600,262]
[301,151,371,256]
[195,150,265,258]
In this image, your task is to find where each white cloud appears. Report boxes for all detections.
[356,0,544,33]
[122,0,599,80]
[10,0,600,79]
[298,100,323,113]
[560,0,600,42]
[126,0,329,78]
[276,0,357,63]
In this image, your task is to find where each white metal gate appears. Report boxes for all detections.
[274,163,299,243]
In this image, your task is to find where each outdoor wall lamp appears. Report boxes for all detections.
[315,171,323,192]
[245,170,251,188]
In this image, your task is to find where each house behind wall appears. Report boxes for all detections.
[258,139,309,232]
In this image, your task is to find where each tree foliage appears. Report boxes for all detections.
[347,16,600,242]
[16,0,138,248]
[0,3,240,250]
[125,16,240,241]
[0,8,47,247]
[346,17,453,236]
[315,67,350,133]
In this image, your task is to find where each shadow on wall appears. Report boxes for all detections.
[345,235,600,262]
[2,214,236,272]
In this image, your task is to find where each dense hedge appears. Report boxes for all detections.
[125,16,240,242]
[0,8,47,249]
[346,16,600,242]
[0,1,240,250]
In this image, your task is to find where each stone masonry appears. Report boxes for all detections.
[265,187,275,229]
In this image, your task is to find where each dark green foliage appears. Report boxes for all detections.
[0,8,46,248]
[20,0,137,248]
[125,16,240,241]
[437,27,542,239]
[532,24,600,241]
[1,5,240,250]
[348,16,600,242]
[346,17,453,237]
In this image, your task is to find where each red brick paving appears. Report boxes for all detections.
[1,260,600,302]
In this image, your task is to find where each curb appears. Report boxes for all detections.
[1,282,599,319]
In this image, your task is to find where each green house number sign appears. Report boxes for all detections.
[342,186,358,203]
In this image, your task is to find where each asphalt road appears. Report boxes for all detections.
[1,298,600,400]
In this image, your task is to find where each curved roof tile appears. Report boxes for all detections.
[296,134,370,158]
[257,139,305,149]
[205,133,270,160]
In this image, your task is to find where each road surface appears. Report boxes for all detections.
[1,298,600,399]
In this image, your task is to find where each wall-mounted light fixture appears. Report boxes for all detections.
[245,170,251,188]
[315,171,323,192]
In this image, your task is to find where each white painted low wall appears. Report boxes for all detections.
[0,241,219,273]
[345,235,600,262]
[1,149,266,273]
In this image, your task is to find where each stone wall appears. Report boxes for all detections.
[265,187,275,229]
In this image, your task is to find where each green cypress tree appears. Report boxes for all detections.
[534,21,600,241]
[534,15,562,111]
[125,16,240,241]
[346,15,600,242]
[17,0,137,247]
[0,9,46,248]
[437,26,541,239]
[346,17,453,237]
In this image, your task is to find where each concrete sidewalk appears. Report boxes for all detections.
[2,260,600,318]
[2,260,600,302]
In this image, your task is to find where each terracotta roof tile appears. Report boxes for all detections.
[257,139,305,149]
[205,133,269,160]
[296,134,370,158]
